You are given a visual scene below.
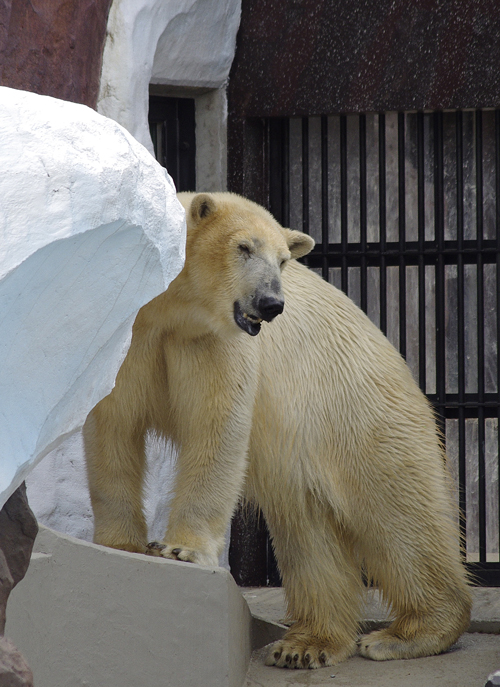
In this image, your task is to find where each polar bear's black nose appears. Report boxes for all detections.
[258,295,285,322]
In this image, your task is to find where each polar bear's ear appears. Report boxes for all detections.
[190,194,217,222]
[285,229,315,259]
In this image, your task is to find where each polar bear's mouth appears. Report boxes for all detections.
[234,302,262,336]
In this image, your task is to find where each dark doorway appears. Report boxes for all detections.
[148,96,196,192]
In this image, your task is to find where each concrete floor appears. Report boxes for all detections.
[243,588,500,687]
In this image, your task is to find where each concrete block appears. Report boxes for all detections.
[6,526,252,687]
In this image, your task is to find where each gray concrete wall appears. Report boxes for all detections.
[195,88,228,192]
[5,526,252,687]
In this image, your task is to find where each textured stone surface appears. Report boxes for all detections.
[25,432,233,569]
[0,550,14,636]
[0,485,37,597]
[0,0,112,107]
[0,485,37,686]
[228,0,500,117]
[98,0,241,151]
[26,432,176,546]
[0,636,33,687]
[0,86,186,509]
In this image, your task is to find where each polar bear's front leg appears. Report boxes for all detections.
[149,340,258,566]
[158,421,251,566]
[152,427,251,566]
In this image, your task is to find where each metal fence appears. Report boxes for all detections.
[267,110,500,586]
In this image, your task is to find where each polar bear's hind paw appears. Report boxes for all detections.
[358,628,455,660]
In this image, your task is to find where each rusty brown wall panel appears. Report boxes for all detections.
[0,0,113,107]
[228,0,500,117]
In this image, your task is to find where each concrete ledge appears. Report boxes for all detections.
[243,586,500,645]
[6,525,252,687]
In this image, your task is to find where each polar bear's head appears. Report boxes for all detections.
[178,192,314,337]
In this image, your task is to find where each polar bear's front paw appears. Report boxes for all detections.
[264,637,356,670]
[145,541,217,566]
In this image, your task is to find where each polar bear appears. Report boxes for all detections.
[84,192,471,669]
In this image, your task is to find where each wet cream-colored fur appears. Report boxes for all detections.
[84,192,471,669]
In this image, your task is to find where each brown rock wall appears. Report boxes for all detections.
[0,485,38,686]
[0,0,113,107]
[0,636,33,687]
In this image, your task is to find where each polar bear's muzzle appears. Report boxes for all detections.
[233,296,284,336]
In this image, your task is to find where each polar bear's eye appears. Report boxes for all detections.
[238,243,251,256]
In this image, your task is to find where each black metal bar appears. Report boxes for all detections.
[161,120,168,170]
[456,110,467,554]
[302,117,309,237]
[379,113,387,334]
[434,111,446,437]
[476,109,487,563]
[169,100,181,189]
[425,392,500,413]
[398,112,407,359]
[417,112,426,392]
[321,115,329,281]
[340,115,348,294]
[149,96,196,192]
[304,239,498,267]
[268,119,283,223]
[496,108,500,564]
[359,114,368,314]
[282,119,290,228]
[229,508,269,586]
[468,562,500,586]
[177,98,196,191]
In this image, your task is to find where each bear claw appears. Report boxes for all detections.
[145,541,166,556]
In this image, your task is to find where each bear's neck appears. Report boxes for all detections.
[148,274,236,342]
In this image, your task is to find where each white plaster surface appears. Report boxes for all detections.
[6,525,252,687]
[97,0,241,151]
[26,432,232,568]
[26,432,176,545]
[0,86,186,509]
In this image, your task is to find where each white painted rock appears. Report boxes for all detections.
[98,0,241,150]
[0,87,186,509]
[26,432,176,545]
